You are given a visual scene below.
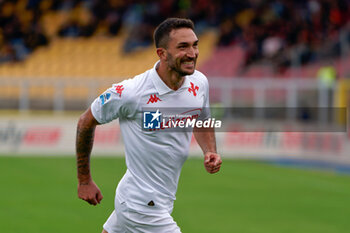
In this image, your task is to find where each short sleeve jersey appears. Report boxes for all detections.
[91,61,210,213]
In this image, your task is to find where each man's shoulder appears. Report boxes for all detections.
[110,69,151,99]
[193,69,207,79]
[191,69,209,88]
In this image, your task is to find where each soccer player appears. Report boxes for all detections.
[76,18,222,233]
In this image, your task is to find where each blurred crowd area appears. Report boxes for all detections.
[1,0,350,76]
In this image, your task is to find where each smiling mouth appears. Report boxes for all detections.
[182,61,195,66]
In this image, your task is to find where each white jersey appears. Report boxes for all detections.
[91,61,210,213]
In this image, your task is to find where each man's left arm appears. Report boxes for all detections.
[193,127,222,174]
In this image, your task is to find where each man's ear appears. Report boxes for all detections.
[156,48,167,60]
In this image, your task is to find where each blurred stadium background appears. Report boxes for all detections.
[1,0,350,232]
[1,0,350,161]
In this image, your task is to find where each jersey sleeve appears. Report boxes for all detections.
[198,74,211,121]
[91,80,136,124]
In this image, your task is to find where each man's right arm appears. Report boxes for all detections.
[76,107,103,205]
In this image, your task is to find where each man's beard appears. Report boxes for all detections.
[167,53,196,76]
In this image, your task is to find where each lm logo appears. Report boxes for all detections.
[143,109,162,129]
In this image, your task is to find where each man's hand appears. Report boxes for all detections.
[204,152,222,174]
[78,180,103,206]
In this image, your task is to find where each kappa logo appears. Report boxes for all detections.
[115,85,124,97]
[188,82,199,96]
[147,94,162,104]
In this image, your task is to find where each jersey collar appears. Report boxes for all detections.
[151,61,191,95]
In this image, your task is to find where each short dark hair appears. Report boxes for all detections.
[154,18,195,48]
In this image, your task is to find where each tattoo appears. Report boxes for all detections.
[76,123,95,180]
[79,182,90,185]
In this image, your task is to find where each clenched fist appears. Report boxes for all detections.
[204,152,222,174]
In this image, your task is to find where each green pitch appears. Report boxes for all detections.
[1,156,350,233]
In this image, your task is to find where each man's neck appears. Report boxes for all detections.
[156,62,184,91]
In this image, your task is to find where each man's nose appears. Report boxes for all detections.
[187,47,197,59]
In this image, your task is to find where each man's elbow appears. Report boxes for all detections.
[78,108,99,128]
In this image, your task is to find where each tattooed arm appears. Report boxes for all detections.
[76,107,103,205]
